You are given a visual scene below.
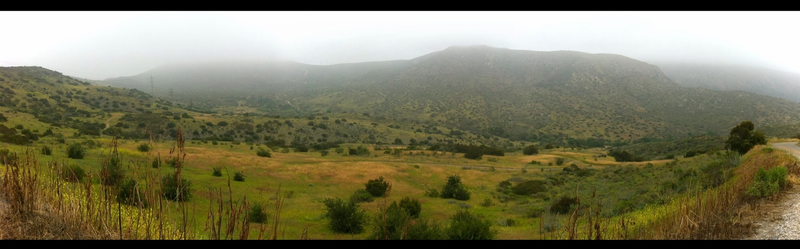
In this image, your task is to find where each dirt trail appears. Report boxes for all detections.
[744,142,800,239]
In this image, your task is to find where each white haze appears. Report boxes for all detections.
[1,11,799,80]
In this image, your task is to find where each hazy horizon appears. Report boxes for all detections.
[2,11,799,80]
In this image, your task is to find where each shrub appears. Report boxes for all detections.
[368,201,446,240]
[151,158,159,168]
[512,180,548,196]
[747,166,788,198]
[365,176,390,197]
[100,156,125,186]
[137,143,150,152]
[212,167,222,177]
[550,196,577,214]
[481,198,493,207]
[323,198,366,234]
[446,209,496,240]
[320,150,329,156]
[165,157,178,167]
[118,178,146,207]
[0,149,13,165]
[234,171,245,182]
[526,206,544,218]
[399,197,422,218]
[497,180,513,194]
[425,188,440,197]
[555,158,565,166]
[61,165,85,183]
[441,175,470,201]
[350,189,374,203]
[67,143,85,159]
[256,147,271,157]
[41,145,52,155]
[248,203,268,223]
[464,150,482,160]
[161,173,192,201]
[523,145,538,155]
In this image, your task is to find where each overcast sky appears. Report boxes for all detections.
[2,11,799,80]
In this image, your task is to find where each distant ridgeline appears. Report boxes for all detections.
[101,46,800,147]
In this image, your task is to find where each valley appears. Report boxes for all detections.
[2,46,800,240]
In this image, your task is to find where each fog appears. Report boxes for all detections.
[1,11,798,80]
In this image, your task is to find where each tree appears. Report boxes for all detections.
[441,175,470,200]
[365,176,391,197]
[725,121,766,155]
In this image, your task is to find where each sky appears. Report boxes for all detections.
[1,11,800,80]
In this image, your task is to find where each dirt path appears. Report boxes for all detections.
[100,113,122,137]
[744,142,800,239]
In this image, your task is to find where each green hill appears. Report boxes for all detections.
[101,45,800,146]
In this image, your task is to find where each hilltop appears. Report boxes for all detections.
[102,45,800,146]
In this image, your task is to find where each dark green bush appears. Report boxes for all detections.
[464,150,482,160]
[511,180,548,196]
[151,158,159,168]
[446,209,496,240]
[350,189,374,203]
[368,201,446,240]
[67,143,85,159]
[137,143,150,152]
[441,175,470,201]
[550,196,577,215]
[365,176,390,197]
[100,156,125,186]
[0,149,13,165]
[256,147,271,157]
[118,178,147,207]
[522,145,538,155]
[234,171,245,182]
[61,165,85,183]
[41,145,52,155]
[212,167,222,177]
[323,198,366,234]
[555,158,565,166]
[161,173,192,201]
[248,203,268,223]
[399,197,422,218]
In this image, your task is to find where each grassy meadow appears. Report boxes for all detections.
[5,128,794,239]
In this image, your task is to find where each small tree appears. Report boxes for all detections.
[725,121,767,155]
[365,176,391,197]
[323,198,366,234]
[441,175,470,200]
